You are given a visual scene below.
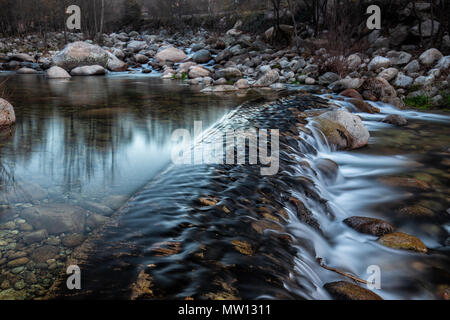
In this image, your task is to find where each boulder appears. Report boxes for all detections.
[386,51,412,66]
[127,40,147,53]
[155,47,187,63]
[324,281,382,300]
[318,72,340,85]
[329,78,364,92]
[235,79,250,89]
[344,216,395,236]
[253,70,280,87]
[188,66,210,78]
[378,68,398,82]
[368,56,391,71]
[0,98,16,127]
[201,85,238,93]
[46,66,71,79]
[377,232,428,253]
[134,54,149,64]
[192,49,211,64]
[347,54,362,70]
[435,56,450,70]
[314,110,370,150]
[10,53,34,62]
[52,41,109,71]
[215,67,242,81]
[70,65,106,76]
[348,99,380,114]
[31,245,59,263]
[106,52,127,72]
[23,229,48,244]
[362,77,397,101]
[403,60,420,75]
[340,88,363,100]
[393,72,413,88]
[419,48,443,66]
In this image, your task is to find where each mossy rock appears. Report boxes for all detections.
[377,232,427,253]
[324,281,383,300]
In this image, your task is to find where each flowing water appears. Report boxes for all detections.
[0,73,449,300]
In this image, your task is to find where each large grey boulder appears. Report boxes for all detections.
[0,98,15,127]
[106,51,127,72]
[70,65,106,76]
[328,78,364,92]
[188,66,211,78]
[215,67,242,81]
[155,47,187,63]
[46,66,71,79]
[386,51,412,66]
[435,56,450,70]
[253,69,280,87]
[404,60,420,75]
[419,48,443,66]
[127,40,147,53]
[378,68,399,82]
[393,72,413,88]
[368,56,391,71]
[17,67,38,74]
[52,41,109,71]
[314,110,370,150]
[319,72,340,85]
[192,49,211,63]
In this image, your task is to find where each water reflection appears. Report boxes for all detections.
[0,74,253,201]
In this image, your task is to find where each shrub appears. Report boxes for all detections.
[404,95,432,109]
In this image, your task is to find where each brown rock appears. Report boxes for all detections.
[324,281,383,300]
[7,257,29,268]
[31,245,59,263]
[378,177,430,190]
[377,232,428,253]
[62,234,85,247]
[0,98,16,127]
[344,216,395,236]
[340,89,363,100]
[348,99,380,114]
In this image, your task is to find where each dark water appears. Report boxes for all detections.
[0,73,449,300]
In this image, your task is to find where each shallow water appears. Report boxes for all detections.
[0,74,449,300]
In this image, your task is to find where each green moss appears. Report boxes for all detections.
[404,95,432,110]
[181,72,188,81]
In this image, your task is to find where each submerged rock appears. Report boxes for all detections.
[382,114,408,126]
[324,281,383,300]
[0,98,16,127]
[344,216,395,236]
[314,110,370,150]
[21,204,86,234]
[377,232,428,253]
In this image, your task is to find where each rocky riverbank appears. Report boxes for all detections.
[1,21,449,111]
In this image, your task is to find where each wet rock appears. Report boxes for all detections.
[329,78,364,92]
[23,229,48,244]
[398,205,434,218]
[0,288,26,300]
[419,48,443,66]
[192,49,211,64]
[305,77,315,85]
[315,158,339,183]
[52,41,109,71]
[314,110,370,150]
[348,99,380,114]
[378,177,430,190]
[46,66,71,79]
[21,204,86,234]
[340,89,363,100]
[201,85,238,93]
[86,213,109,229]
[382,114,408,126]
[324,281,382,300]
[344,216,395,236]
[155,47,187,63]
[0,98,16,127]
[10,53,34,63]
[62,234,85,247]
[134,54,149,64]
[377,232,427,253]
[70,65,106,76]
[31,245,59,263]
